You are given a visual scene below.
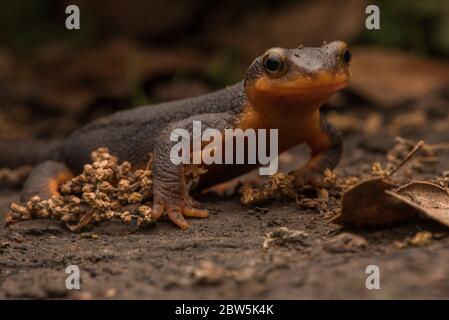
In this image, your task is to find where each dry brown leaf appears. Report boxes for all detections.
[333,146,449,228]
[386,181,449,227]
[335,180,449,228]
[332,177,417,226]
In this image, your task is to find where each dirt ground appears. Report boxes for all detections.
[2,99,449,299]
[2,0,449,301]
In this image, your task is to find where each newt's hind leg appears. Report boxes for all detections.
[21,161,73,202]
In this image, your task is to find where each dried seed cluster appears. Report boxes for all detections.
[239,168,358,207]
[240,173,296,205]
[6,148,204,231]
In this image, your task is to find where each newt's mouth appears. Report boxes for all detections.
[254,71,350,101]
[291,80,349,99]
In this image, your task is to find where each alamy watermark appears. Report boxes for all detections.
[170,121,279,175]
[365,4,380,30]
[365,264,380,290]
[65,265,81,290]
[65,5,80,30]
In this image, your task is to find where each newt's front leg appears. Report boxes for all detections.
[292,114,342,187]
[151,113,236,228]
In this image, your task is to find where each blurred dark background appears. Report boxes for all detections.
[1,0,449,56]
[1,0,448,56]
[0,0,448,141]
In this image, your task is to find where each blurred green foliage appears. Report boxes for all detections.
[359,0,449,57]
[0,0,448,58]
[0,0,93,51]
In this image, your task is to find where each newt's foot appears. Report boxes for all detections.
[152,196,209,229]
[292,168,325,188]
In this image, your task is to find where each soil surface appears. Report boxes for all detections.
[1,101,449,299]
[1,0,449,301]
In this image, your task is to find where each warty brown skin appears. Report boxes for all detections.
[0,41,351,229]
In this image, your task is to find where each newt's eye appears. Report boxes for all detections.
[342,48,351,64]
[263,52,286,76]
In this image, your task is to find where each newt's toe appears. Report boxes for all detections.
[183,207,209,218]
[151,197,209,229]
[152,202,165,220]
[167,205,189,229]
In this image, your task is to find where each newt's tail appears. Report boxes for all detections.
[0,139,62,168]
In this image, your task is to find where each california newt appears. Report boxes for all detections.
[0,41,351,228]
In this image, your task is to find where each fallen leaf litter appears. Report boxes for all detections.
[335,140,449,228]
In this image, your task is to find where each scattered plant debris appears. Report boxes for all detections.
[323,232,368,253]
[263,227,309,249]
[186,260,256,285]
[188,261,226,285]
[5,148,204,231]
[240,168,352,207]
[240,173,296,205]
[394,231,433,249]
[387,137,449,176]
[3,136,449,232]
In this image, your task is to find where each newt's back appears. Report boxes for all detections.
[62,81,246,172]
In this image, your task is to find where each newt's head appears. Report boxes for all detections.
[245,41,351,111]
